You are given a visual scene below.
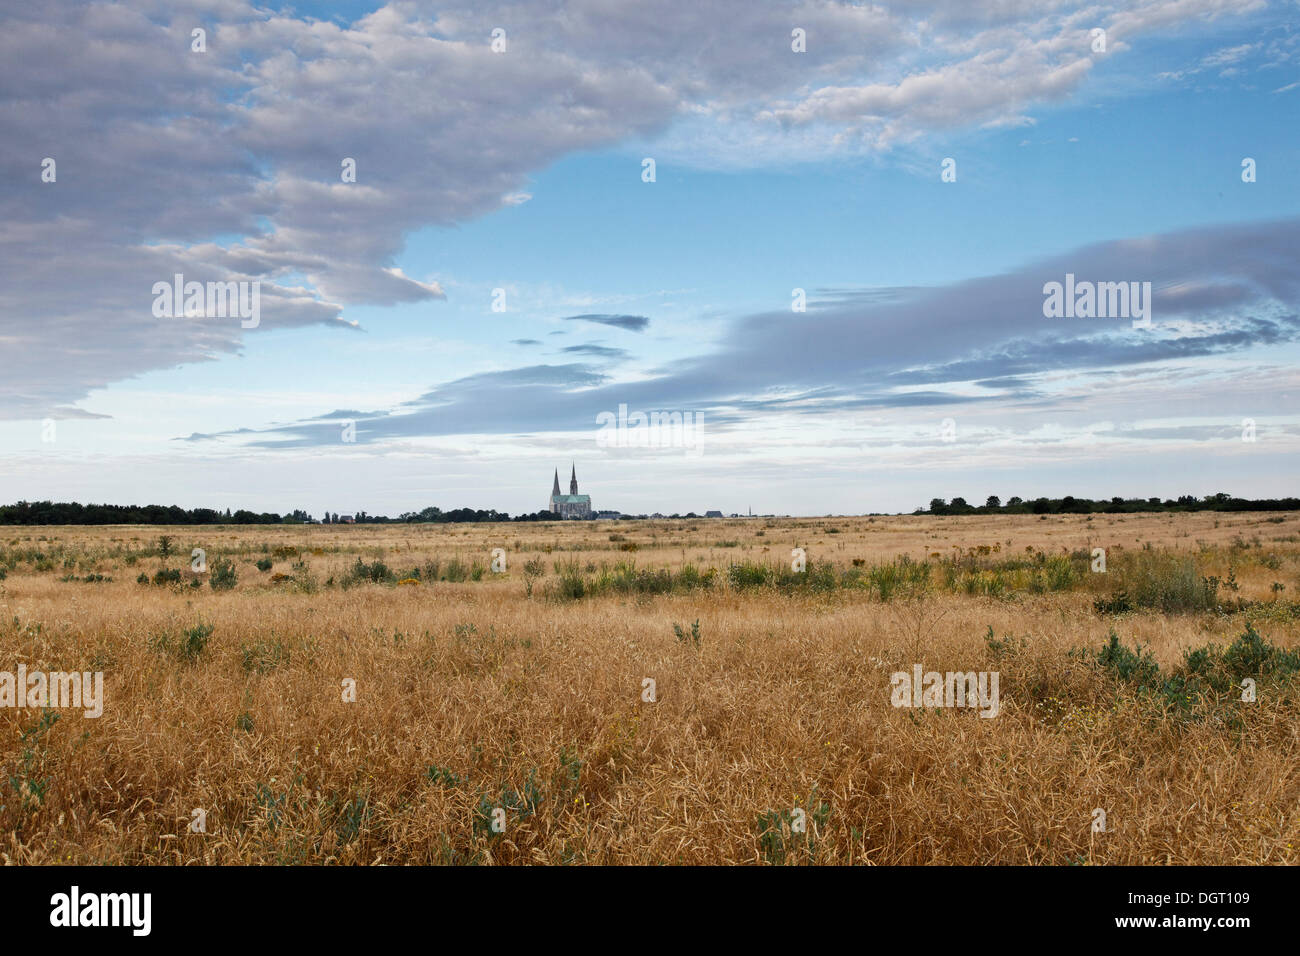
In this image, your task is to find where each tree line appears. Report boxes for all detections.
[0,493,1295,525]
[0,501,560,525]
[918,493,1300,516]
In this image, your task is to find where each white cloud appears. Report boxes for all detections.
[0,0,1276,418]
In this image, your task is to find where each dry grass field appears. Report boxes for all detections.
[2,511,1298,865]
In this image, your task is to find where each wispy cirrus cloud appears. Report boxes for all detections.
[561,314,651,332]
[561,344,630,359]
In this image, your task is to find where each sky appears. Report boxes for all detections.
[1,0,1297,517]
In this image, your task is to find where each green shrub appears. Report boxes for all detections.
[209,557,237,591]
[1090,629,1160,688]
[1043,554,1079,591]
[1102,552,1218,613]
[150,621,214,662]
[551,566,588,600]
[1093,591,1133,615]
[1081,623,1299,724]
[1222,622,1300,679]
[521,557,545,597]
[868,557,931,600]
[545,560,715,602]
[728,561,774,591]
[344,557,395,587]
[180,622,214,661]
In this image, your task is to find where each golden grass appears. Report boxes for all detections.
[1,511,1298,864]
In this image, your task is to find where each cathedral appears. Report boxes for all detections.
[549,464,593,518]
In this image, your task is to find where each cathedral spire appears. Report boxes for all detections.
[569,462,578,495]
[551,468,561,497]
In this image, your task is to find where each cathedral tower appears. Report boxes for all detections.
[549,464,593,518]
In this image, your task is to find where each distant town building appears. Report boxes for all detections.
[549,464,593,519]
[705,510,723,518]
[339,515,355,524]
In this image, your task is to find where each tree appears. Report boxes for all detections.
[985,495,1001,510]
[929,498,947,514]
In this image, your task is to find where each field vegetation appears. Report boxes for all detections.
[1,511,1298,864]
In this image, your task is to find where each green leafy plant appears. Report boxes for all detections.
[4,710,60,823]
[1090,629,1160,688]
[154,622,214,662]
[673,619,701,648]
[209,557,237,591]
[522,557,546,597]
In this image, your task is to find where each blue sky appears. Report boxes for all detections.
[1,1,1297,515]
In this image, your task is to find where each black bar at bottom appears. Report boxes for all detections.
[2,864,1277,943]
